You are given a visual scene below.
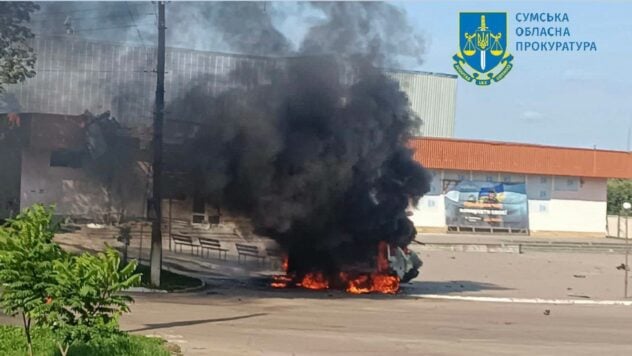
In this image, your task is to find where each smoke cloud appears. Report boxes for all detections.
[164,2,431,274]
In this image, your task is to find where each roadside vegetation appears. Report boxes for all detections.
[0,205,175,355]
[608,179,632,214]
[0,2,38,92]
[0,325,170,356]
[135,264,202,292]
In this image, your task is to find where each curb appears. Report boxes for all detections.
[169,280,207,294]
[413,294,632,306]
[125,280,206,294]
[126,287,169,294]
[418,243,521,254]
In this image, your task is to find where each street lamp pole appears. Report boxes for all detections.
[623,201,631,298]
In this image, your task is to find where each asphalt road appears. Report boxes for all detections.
[122,286,632,356]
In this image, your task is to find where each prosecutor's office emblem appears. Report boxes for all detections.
[453,12,513,86]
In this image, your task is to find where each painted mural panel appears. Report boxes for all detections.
[445,180,528,230]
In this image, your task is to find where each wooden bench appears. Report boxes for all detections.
[199,237,228,260]
[236,243,266,263]
[172,233,199,255]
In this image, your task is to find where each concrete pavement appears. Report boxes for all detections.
[417,232,628,245]
[415,233,632,254]
[122,290,632,356]
[34,229,632,354]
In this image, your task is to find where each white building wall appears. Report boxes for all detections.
[411,170,608,236]
[528,176,607,235]
[20,148,147,220]
[411,195,445,228]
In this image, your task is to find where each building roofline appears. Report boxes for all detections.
[412,136,630,155]
[410,136,632,179]
[384,68,458,79]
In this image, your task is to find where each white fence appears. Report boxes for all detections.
[607,215,632,239]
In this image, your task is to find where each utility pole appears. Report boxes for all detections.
[150,0,166,287]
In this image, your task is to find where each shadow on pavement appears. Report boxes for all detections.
[126,312,268,332]
[402,280,510,295]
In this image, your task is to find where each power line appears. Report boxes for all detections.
[33,69,155,74]
[32,21,155,36]
[28,12,155,24]
[125,2,150,51]
[31,3,153,16]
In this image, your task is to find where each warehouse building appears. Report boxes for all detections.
[0,37,457,222]
[409,137,632,237]
[1,37,457,137]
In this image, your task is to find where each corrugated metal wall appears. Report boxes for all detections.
[3,37,278,125]
[4,38,157,123]
[387,70,457,138]
[3,37,456,137]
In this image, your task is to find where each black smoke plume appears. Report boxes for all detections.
[166,2,431,275]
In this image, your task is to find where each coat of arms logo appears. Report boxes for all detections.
[453,12,513,85]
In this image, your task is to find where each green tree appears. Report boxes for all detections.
[607,179,632,214]
[0,2,39,92]
[43,247,141,356]
[0,205,63,356]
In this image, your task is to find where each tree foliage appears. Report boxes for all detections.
[43,248,141,356]
[0,205,62,356]
[607,179,632,214]
[0,2,39,92]
[0,205,142,356]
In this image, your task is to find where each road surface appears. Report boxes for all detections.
[122,285,632,356]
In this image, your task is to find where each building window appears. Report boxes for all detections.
[192,196,205,224]
[458,174,466,181]
[540,177,547,184]
[428,199,436,208]
[503,175,511,182]
[539,204,548,213]
[554,176,579,191]
[539,191,548,198]
[486,176,493,182]
[50,150,83,168]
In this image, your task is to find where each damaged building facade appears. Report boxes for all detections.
[0,112,147,222]
[0,37,457,226]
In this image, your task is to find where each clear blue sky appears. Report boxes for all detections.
[396,1,632,151]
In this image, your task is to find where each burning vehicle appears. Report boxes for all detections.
[388,244,423,283]
[271,241,422,294]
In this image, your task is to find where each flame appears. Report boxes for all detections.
[341,272,399,294]
[370,273,399,294]
[298,272,329,290]
[271,274,292,288]
[345,274,371,294]
[270,241,400,294]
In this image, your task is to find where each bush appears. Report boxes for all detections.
[0,205,143,356]
[0,325,171,356]
[43,248,141,355]
[0,205,63,356]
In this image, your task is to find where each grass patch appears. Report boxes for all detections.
[0,325,174,356]
[135,264,202,291]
